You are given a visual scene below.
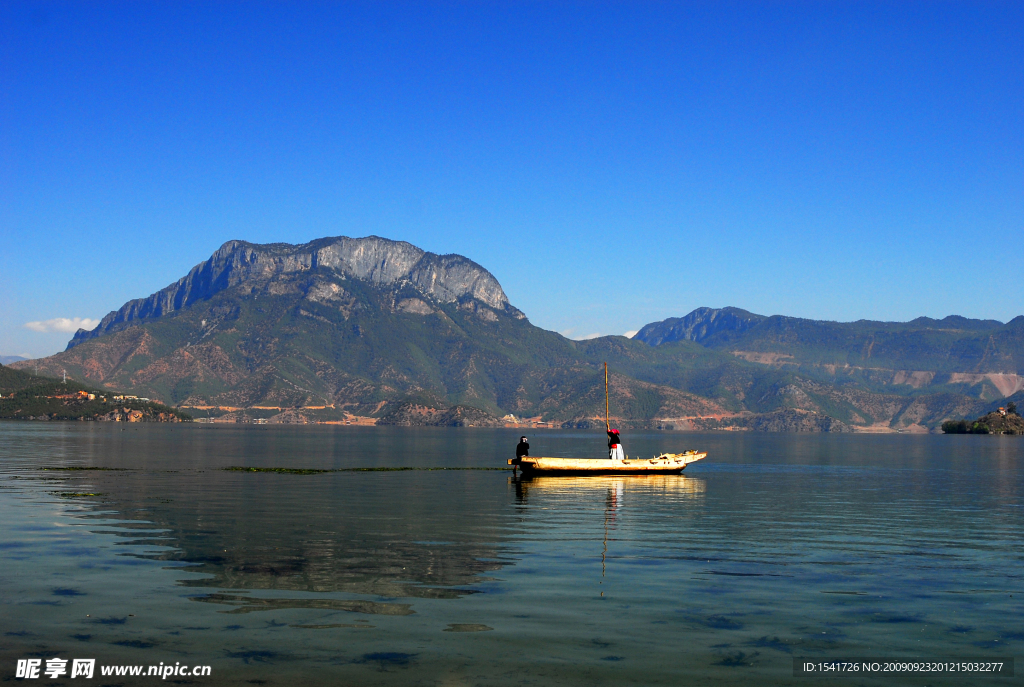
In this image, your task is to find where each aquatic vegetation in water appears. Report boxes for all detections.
[748,636,794,653]
[819,590,867,595]
[40,466,128,471]
[225,467,332,474]
[291,623,375,629]
[224,649,279,663]
[868,613,922,624]
[693,615,744,630]
[714,650,760,666]
[112,639,158,649]
[190,592,414,616]
[52,587,85,596]
[442,623,493,632]
[91,616,127,625]
[355,652,417,670]
[224,466,507,474]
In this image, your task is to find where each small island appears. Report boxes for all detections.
[942,402,1022,435]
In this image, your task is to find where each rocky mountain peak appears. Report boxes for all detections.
[68,236,519,349]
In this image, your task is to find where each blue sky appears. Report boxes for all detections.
[2,1,1021,358]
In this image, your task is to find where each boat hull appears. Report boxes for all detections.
[509,452,706,475]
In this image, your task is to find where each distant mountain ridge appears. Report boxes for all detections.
[636,307,1023,377]
[636,308,1009,347]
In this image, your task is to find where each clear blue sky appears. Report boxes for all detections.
[2,1,1021,358]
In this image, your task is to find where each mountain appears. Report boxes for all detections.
[69,236,522,348]
[636,308,1024,402]
[14,239,1013,431]
[0,355,28,365]
[16,236,726,426]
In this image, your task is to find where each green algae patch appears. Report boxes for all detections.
[40,467,129,471]
[224,466,332,474]
[224,466,508,474]
[191,593,414,616]
[443,623,493,632]
[290,623,375,629]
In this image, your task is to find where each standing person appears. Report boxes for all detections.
[513,436,529,474]
[603,363,625,461]
[607,428,624,461]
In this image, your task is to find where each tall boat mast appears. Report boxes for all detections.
[604,362,610,432]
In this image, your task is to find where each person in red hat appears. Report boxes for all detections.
[607,428,624,461]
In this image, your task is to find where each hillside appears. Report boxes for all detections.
[0,364,189,422]
[636,308,1024,401]
[13,237,1010,431]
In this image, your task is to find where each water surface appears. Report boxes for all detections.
[2,424,1021,685]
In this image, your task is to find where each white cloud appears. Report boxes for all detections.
[560,328,610,341]
[23,317,101,333]
[624,330,638,338]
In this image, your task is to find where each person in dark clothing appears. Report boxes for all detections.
[607,428,624,461]
[513,436,529,474]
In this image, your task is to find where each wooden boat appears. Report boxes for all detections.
[509,451,706,475]
[508,363,708,475]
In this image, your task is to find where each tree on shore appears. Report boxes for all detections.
[941,419,990,434]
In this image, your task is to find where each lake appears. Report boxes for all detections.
[1,423,1021,685]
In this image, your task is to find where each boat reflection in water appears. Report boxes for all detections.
[513,473,706,503]
[512,474,707,588]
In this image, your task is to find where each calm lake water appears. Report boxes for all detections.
[1,423,1022,686]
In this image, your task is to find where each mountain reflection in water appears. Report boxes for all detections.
[73,469,513,609]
